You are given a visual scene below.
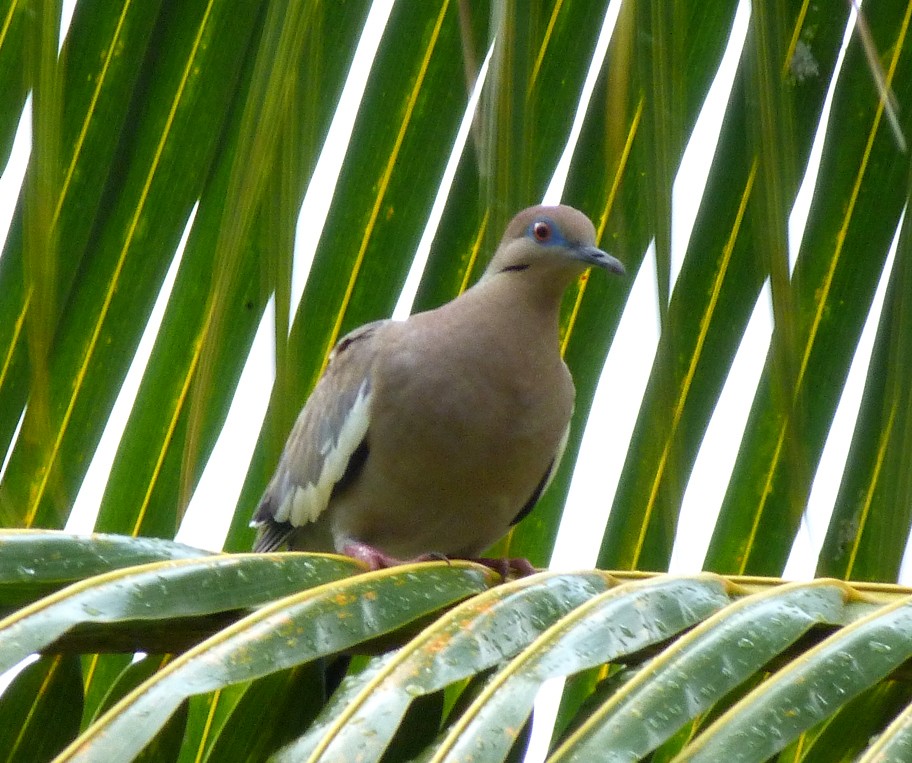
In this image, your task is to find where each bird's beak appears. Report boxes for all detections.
[574,245,626,275]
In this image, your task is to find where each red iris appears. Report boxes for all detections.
[532,221,551,242]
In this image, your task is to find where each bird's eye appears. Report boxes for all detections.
[532,221,551,242]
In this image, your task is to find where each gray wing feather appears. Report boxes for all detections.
[251,321,387,547]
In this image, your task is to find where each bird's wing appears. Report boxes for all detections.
[251,320,387,551]
[510,421,571,527]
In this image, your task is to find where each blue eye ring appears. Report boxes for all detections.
[532,220,552,242]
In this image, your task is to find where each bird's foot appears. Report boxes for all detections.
[466,556,538,579]
[342,541,446,569]
[342,541,408,570]
[341,541,536,580]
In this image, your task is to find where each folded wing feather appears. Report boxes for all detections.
[251,321,385,550]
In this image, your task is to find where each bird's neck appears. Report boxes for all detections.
[467,268,572,341]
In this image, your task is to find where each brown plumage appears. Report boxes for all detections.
[251,204,624,573]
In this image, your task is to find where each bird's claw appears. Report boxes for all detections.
[468,556,537,579]
[341,542,536,580]
[342,541,408,570]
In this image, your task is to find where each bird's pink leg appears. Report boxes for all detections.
[342,541,536,579]
[465,557,537,578]
[342,541,408,570]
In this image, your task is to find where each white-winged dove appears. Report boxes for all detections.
[252,205,624,574]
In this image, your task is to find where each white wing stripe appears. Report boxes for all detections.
[277,381,372,527]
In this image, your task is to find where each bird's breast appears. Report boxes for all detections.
[326,307,574,557]
[368,325,574,488]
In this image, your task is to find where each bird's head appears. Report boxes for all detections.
[485,204,625,282]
